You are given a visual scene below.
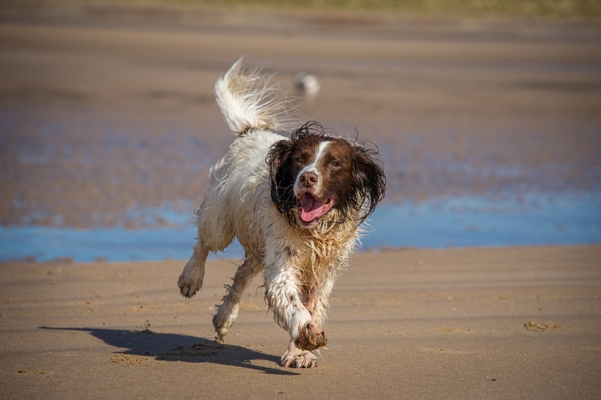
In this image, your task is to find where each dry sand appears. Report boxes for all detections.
[1,246,600,399]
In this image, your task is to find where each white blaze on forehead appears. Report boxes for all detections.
[305,141,331,173]
[294,140,331,195]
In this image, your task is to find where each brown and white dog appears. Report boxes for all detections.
[178,58,385,368]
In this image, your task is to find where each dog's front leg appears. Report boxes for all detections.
[295,284,330,351]
[178,242,209,298]
[264,265,319,368]
[265,266,312,340]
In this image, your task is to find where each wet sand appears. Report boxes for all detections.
[1,246,600,398]
[1,14,600,227]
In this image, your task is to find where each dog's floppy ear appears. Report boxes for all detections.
[351,143,386,220]
[267,139,293,175]
[266,139,295,215]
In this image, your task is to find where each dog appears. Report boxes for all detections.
[293,71,320,102]
[178,58,385,368]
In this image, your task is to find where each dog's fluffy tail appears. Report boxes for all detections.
[215,57,295,136]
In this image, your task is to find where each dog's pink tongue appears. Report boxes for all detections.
[299,194,326,222]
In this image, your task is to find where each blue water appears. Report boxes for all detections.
[362,193,601,249]
[1,193,600,263]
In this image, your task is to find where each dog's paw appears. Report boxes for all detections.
[295,324,327,351]
[178,269,203,298]
[212,303,238,341]
[281,346,318,368]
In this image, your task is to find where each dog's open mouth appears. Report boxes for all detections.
[297,193,334,225]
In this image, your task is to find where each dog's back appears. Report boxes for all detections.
[195,58,291,256]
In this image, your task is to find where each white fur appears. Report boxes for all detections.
[215,57,294,135]
[179,59,363,368]
[293,141,331,197]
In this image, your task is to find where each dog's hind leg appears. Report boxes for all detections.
[178,242,209,298]
[179,196,235,298]
[213,255,262,342]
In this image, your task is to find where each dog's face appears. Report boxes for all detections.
[290,136,353,227]
[267,122,386,229]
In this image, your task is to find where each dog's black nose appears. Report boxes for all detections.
[300,171,318,188]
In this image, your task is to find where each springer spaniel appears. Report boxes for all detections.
[178,58,385,368]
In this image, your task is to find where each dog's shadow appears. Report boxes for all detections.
[39,326,299,376]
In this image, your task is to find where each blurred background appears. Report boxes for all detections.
[1,0,600,261]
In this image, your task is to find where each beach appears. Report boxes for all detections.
[1,245,600,398]
[1,4,601,398]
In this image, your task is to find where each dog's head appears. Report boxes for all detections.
[267,121,386,229]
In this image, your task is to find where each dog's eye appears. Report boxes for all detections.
[295,156,303,163]
[331,160,341,168]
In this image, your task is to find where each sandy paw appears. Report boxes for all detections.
[295,324,327,351]
[212,303,238,341]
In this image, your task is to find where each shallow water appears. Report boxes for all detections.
[1,192,599,263]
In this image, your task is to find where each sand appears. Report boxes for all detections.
[1,246,600,398]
